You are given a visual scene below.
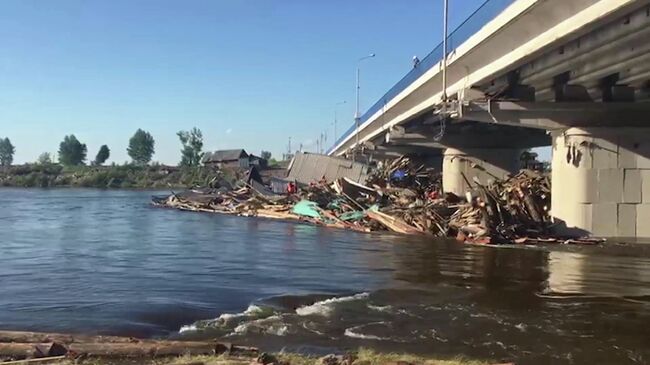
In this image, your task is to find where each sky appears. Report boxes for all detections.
[0,0,493,165]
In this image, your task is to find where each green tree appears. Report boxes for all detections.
[58,135,87,166]
[37,152,52,165]
[127,129,155,165]
[520,150,539,168]
[260,150,272,160]
[94,145,110,166]
[177,127,204,167]
[0,137,15,166]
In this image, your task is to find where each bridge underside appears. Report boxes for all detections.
[335,1,650,238]
[355,97,650,238]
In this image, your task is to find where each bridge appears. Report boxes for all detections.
[327,0,650,238]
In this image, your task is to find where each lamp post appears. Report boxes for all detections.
[354,53,375,159]
[333,100,346,143]
[435,0,450,141]
[442,0,449,102]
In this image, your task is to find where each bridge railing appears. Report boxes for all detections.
[327,0,517,155]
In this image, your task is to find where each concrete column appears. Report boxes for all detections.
[551,127,650,238]
[442,148,522,196]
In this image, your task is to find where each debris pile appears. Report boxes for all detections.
[153,156,601,245]
[449,170,552,244]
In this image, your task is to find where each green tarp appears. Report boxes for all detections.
[338,210,365,222]
[291,200,321,218]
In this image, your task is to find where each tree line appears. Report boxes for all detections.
[0,127,206,167]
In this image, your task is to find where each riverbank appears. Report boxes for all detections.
[0,330,492,365]
[0,164,228,189]
[112,350,491,365]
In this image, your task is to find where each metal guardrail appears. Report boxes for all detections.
[327,0,517,155]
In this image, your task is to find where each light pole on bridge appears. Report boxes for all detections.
[435,0,450,141]
[333,100,346,144]
[354,53,375,160]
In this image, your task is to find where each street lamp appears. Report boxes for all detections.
[435,0,449,141]
[354,53,375,159]
[333,100,346,143]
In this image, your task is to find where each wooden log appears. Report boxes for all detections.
[366,210,424,235]
[0,331,132,344]
[0,343,43,359]
[0,355,67,364]
[0,331,258,359]
[67,341,224,357]
[255,209,299,220]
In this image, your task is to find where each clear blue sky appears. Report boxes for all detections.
[1,0,490,164]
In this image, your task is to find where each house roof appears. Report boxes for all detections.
[202,149,248,163]
[287,152,369,184]
[248,154,267,161]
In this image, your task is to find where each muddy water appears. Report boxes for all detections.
[1,188,649,364]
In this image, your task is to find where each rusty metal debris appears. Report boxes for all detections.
[152,156,602,246]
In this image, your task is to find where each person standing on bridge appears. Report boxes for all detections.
[412,55,420,68]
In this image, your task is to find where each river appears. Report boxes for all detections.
[1,188,649,364]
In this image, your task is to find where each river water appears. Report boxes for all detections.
[1,188,649,364]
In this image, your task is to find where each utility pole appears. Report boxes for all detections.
[284,137,292,160]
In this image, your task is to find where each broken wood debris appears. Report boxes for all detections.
[152,156,603,246]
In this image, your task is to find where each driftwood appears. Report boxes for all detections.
[0,331,258,361]
[0,331,132,344]
[366,210,424,235]
[0,356,67,364]
[67,341,227,357]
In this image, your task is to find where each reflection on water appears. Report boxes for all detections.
[1,188,649,364]
[547,251,650,298]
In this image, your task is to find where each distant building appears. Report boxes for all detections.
[202,149,270,169]
[202,149,249,168]
[248,154,268,169]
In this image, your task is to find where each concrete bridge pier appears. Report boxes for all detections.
[442,147,523,196]
[551,127,650,238]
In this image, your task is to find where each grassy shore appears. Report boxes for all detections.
[52,348,492,365]
[0,164,231,189]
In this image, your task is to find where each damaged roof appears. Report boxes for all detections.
[202,149,248,163]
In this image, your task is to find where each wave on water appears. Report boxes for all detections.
[367,304,392,312]
[232,315,290,336]
[179,324,198,333]
[295,293,369,316]
[180,292,375,339]
[179,304,271,333]
[344,323,391,341]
